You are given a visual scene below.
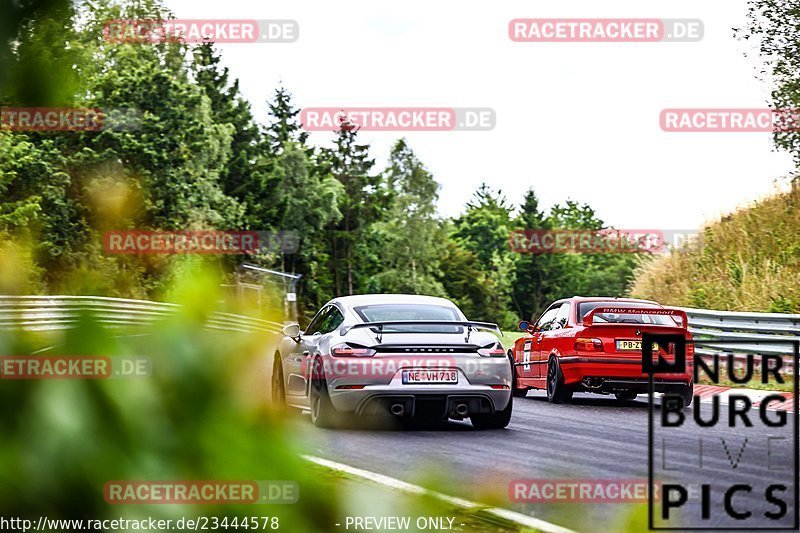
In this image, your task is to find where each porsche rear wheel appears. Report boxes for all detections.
[546,358,573,404]
[309,358,338,428]
[471,396,513,429]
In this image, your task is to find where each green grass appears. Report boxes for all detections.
[497,331,527,351]
[697,368,796,392]
[631,181,800,313]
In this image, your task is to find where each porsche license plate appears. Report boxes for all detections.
[402,369,458,384]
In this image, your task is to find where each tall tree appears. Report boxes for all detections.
[325,122,381,295]
[369,139,446,295]
[511,189,552,320]
[540,200,639,306]
[437,238,500,321]
[2,0,78,106]
[451,184,517,326]
[453,184,514,268]
[265,85,309,154]
[274,141,343,312]
[738,0,800,164]
[192,43,274,229]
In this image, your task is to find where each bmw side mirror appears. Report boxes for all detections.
[282,323,301,341]
[518,320,531,332]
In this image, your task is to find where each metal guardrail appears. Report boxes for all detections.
[679,307,800,369]
[1,297,797,367]
[0,295,283,334]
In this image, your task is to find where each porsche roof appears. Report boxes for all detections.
[331,294,458,308]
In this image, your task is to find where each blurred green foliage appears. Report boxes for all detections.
[0,265,341,528]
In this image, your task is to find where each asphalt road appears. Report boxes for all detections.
[291,391,797,532]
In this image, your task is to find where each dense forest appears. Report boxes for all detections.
[0,0,685,326]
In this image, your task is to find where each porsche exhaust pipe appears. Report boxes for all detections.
[454,403,469,417]
[390,403,405,416]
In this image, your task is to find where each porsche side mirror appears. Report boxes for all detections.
[282,323,301,340]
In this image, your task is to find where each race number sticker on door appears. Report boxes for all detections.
[523,339,532,371]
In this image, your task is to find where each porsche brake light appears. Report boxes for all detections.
[331,343,376,357]
[575,337,604,352]
[478,342,506,357]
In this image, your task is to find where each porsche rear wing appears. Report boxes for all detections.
[340,320,503,337]
[581,307,688,329]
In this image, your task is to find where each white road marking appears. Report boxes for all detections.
[302,454,577,533]
[30,345,56,355]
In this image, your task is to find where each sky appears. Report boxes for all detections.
[165,0,796,230]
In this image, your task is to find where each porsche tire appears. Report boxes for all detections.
[309,358,339,428]
[471,397,513,429]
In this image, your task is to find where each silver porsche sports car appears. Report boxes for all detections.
[272,294,513,429]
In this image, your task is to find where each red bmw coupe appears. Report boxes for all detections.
[510,297,694,404]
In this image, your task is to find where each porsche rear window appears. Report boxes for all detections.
[578,301,677,326]
[354,304,462,333]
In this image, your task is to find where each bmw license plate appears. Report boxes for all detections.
[616,340,642,351]
[402,369,458,384]
[616,340,660,351]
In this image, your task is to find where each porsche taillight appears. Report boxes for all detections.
[478,342,506,357]
[575,337,604,352]
[331,343,376,357]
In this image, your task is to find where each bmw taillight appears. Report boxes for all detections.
[478,342,506,357]
[331,343,376,357]
[574,337,604,352]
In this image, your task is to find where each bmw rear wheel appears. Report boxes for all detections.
[679,382,694,407]
[546,358,573,404]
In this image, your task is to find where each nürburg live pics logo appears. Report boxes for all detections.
[644,333,799,530]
